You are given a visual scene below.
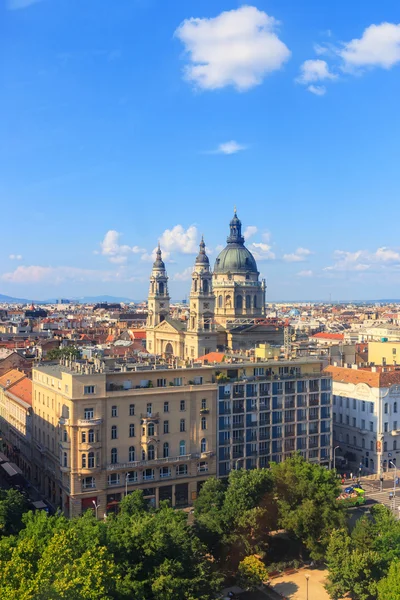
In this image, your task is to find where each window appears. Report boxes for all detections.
[370,421,374,432]
[201,399,207,410]
[370,402,374,413]
[129,446,135,462]
[163,442,169,458]
[146,403,152,415]
[353,436,357,447]
[164,401,169,413]
[394,421,398,431]
[83,476,95,489]
[384,422,389,432]
[201,416,207,430]
[142,449,146,461]
[88,429,94,443]
[129,423,135,437]
[198,461,208,473]
[353,398,356,409]
[160,466,171,478]
[126,471,137,483]
[395,402,398,414]
[157,379,166,388]
[65,385,69,394]
[180,400,186,411]
[180,419,186,432]
[81,431,86,443]
[63,430,68,442]
[148,445,155,460]
[179,440,186,456]
[163,420,169,434]
[385,403,388,414]
[352,417,356,427]
[148,423,155,436]
[111,448,118,464]
[173,378,182,387]
[362,401,366,412]
[88,451,95,468]
[394,441,398,451]
[361,419,365,430]
[371,440,374,451]
[384,441,388,452]
[84,408,93,419]
[143,468,154,481]
[176,464,188,476]
[201,438,207,453]
[362,438,365,449]
[111,425,118,440]
[129,404,135,416]
[63,452,67,467]
[108,473,120,486]
[84,385,95,395]
[111,405,118,418]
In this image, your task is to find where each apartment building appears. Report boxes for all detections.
[32,360,217,518]
[327,364,400,474]
[217,357,332,475]
[0,369,33,478]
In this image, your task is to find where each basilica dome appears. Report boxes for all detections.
[214,211,259,275]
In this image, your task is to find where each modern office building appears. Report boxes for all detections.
[217,357,332,475]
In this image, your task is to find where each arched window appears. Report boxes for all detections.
[81,431,86,443]
[111,425,117,440]
[129,446,135,462]
[88,451,95,468]
[163,442,169,458]
[110,448,117,464]
[88,429,94,443]
[254,295,257,309]
[226,295,232,308]
[148,423,154,436]
[201,416,207,430]
[148,445,155,460]
[129,423,135,437]
[159,282,164,295]
[82,454,86,468]
[194,280,197,292]
[192,317,196,329]
[203,279,208,294]
[236,295,243,309]
[246,295,251,309]
[179,440,186,456]
[201,438,207,453]
[218,295,223,308]
[63,452,67,467]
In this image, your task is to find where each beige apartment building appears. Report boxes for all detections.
[32,360,217,518]
[368,340,400,367]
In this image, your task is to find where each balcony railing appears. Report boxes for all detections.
[107,453,194,471]
[78,418,103,426]
[140,413,160,421]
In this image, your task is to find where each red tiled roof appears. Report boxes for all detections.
[197,352,226,364]
[312,332,344,340]
[132,331,146,339]
[0,369,26,388]
[324,365,400,388]
[8,378,32,405]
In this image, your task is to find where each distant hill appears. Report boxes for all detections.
[73,295,136,303]
[0,293,33,304]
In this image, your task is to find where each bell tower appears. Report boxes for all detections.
[146,244,170,354]
[185,237,217,359]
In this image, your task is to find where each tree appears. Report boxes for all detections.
[271,454,345,560]
[237,555,269,591]
[0,488,28,537]
[47,346,81,361]
[378,559,400,600]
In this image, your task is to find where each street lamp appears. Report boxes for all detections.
[390,460,397,497]
[92,500,100,520]
[305,574,310,600]
[333,445,340,471]
[235,457,245,471]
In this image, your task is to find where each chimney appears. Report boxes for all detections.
[371,366,377,372]
[352,364,358,370]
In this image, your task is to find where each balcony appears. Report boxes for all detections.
[78,418,103,427]
[232,435,244,443]
[140,413,160,421]
[233,404,244,414]
[200,451,214,459]
[107,453,194,471]
[219,407,231,415]
[200,408,210,415]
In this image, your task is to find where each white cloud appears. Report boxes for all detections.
[209,140,247,155]
[173,266,194,281]
[340,22,400,71]
[324,247,400,273]
[9,254,23,261]
[248,242,275,261]
[262,231,271,242]
[215,244,224,253]
[283,247,312,262]
[244,225,258,240]
[1,265,124,284]
[159,225,198,254]
[99,230,146,264]
[296,59,337,96]
[307,85,327,96]
[175,5,291,91]
[314,43,329,56]
[297,270,313,277]
[7,0,42,9]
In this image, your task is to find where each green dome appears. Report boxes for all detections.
[214,244,258,274]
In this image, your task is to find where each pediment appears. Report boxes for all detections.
[154,319,183,333]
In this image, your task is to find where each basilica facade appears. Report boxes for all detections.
[146,211,274,360]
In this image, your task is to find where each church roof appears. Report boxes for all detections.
[214,210,258,275]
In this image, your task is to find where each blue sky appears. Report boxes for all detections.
[1,0,400,301]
